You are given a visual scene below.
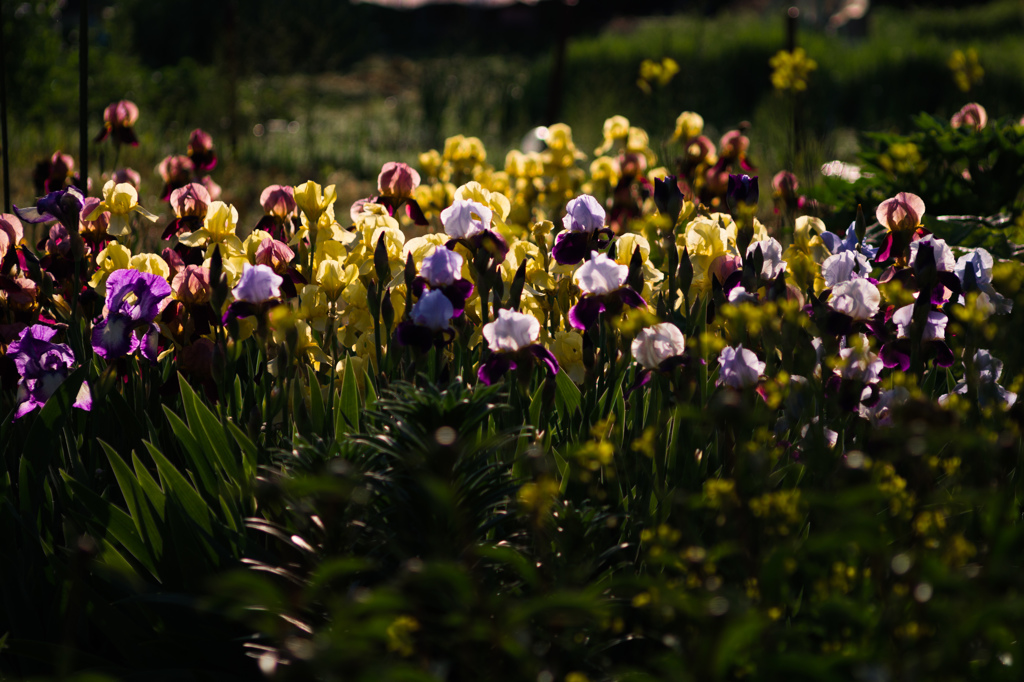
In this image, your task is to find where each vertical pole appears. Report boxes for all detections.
[79,0,88,193]
[0,0,10,212]
[786,7,799,176]
[545,0,570,125]
[786,6,799,53]
[225,0,238,157]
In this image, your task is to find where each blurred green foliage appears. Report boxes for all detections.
[811,113,1024,257]
[6,1,1024,190]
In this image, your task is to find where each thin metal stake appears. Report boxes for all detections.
[79,0,88,193]
[786,6,799,53]
[0,1,10,212]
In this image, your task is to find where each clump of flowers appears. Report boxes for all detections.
[949,47,983,93]
[769,48,818,93]
[636,57,679,94]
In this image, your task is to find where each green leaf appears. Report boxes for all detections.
[131,451,166,518]
[306,364,325,435]
[336,357,360,437]
[474,545,538,587]
[528,380,544,429]
[219,494,241,534]
[178,373,239,481]
[713,614,765,677]
[364,368,378,411]
[162,406,217,498]
[144,440,213,536]
[307,557,374,596]
[613,383,626,446]
[552,448,570,493]
[226,420,258,478]
[554,369,582,421]
[60,471,159,581]
[100,442,163,557]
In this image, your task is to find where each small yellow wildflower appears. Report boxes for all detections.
[769,48,818,93]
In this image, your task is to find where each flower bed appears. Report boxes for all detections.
[2,102,1024,681]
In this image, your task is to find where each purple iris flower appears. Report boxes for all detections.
[823,342,884,412]
[727,174,759,208]
[14,186,85,233]
[223,264,284,323]
[411,246,474,317]
[910,235,961,305]
[879,304,953,371]
[551,194,613,266]
[441,199,510,263]
[568,252,647,330]
[820,222,878,259]
[395,289,456,352]
[92,269,172,361]
[477,309,559,386]
[653,175,686,224]
[9,324,91,419]
[955,248,1012,314]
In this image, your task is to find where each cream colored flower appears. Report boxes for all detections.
[87,180,158,238]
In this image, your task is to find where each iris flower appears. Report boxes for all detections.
[568,252,646,330]
[411,246,474,317]
[874,192,925,263]
[626,322,692,396]
[551,194,612,265]
[95,100,139,147]
[9,325,91,419]
[187,129,217,172]
[374,162,428,226]
[478,309,559,386]
[441,199,509,263]
[395,289,456,352]
[86,181,159,239]
[14,185,84,233]
[955,247,1012,314]
[163,183,211,240]
[92,269,172,361]
[223,263,284,323]
[718,344,766,389]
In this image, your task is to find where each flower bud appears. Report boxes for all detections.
[172,265,212,306]
[260,184,297,220]
[951,103,987,131]
[170,182,211,219]
[876,192,925,233]
[377,162,421,198]
[255,238,296,274]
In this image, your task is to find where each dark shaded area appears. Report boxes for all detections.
[117,0,693,73]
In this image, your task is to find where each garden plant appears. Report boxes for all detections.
[3,23,1024,680]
